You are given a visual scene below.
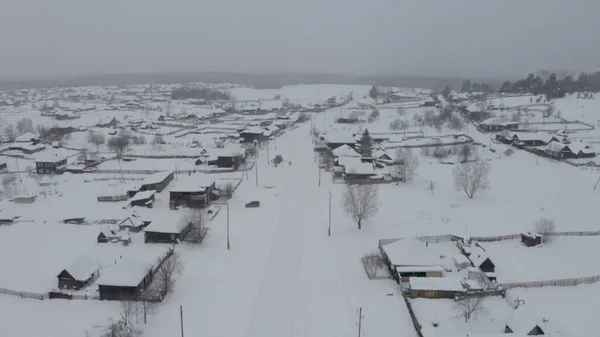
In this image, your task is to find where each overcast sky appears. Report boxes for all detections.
[1,0,598,80]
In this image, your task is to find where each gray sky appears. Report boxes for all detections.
[1,0,599,80]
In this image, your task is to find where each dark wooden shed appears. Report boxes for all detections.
[521,231,543,247]
[57,256,99,290]
[96,258,153,300]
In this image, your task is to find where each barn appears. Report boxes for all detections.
[129,190,156,208]
[57,255,100,290]
[96,258,154,300]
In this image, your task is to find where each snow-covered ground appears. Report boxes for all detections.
[480,236,600,283]
[2,84,600,337]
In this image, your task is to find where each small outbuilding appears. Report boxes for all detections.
[57,255,100,290]
[468,249,496,273]
[453,254,472,270]
[144,214,191,244]
[118,215,147,233]
[521,231,542,247]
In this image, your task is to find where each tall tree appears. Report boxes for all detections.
[356,129,374,157]
[461,79,472,93]
[369,86,378,99]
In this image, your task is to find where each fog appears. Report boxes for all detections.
[1,0,599,80]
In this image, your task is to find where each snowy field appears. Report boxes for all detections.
[480,236,600,283]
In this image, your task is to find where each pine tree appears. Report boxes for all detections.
[357,129,374,157]
[369,86,378,99]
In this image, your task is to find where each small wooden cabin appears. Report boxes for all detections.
[96,258,153,300]
[57,255,99,290]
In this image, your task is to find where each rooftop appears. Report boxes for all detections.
[169,173,216,193]
[60,255,99,281]
[409,276,465,292]
[96,258,152,287]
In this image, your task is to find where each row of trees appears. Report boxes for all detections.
[460,80,493,93]
[171,87,232,101]
[499,71,600,100]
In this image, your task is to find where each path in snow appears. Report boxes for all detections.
[245,125,355,337]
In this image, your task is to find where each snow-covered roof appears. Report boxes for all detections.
[381,238,444,267]
[332,144,360,158]
[546,141,568,153]
[453,254,471,266]
[169,173,216,193]
[34,151,70,163]
[96,258,152,287]
[569,142,594,154]
[513,132,553,143]
[409,277,465,292]
[506,310,559,336]
[345,161,375,175]
[118,215,145,228]
[130,190,155,202]
[60,255,99,281]
[14,132,41,142]
[241,126,265,135]
[467,247,491,268]
[466,103,482,113]
[141,171,173,186]
[480,117,498,126]
[211,145,244,158]
[325,133,356,144]
[395,266,443,273]
[373,149,392,159]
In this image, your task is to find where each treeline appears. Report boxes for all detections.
[171,87,232,100]
[499,72,600,100]
[460,80,493,93]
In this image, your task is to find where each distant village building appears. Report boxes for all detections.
[57,255,99,290]
[96,258,154,300]
[35,153,68,174]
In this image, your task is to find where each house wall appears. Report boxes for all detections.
[145,231,181,244]
[36,159,67,174]
[409,289,458,299]
[98,285,140,301]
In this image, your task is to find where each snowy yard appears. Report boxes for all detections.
[480,236,600,283]
[411,297,512,336]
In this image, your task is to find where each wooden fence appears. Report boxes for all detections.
[0,287,48,300]
[501,274,600,289]
[400,289,424,337]
[97,195,128,202]
[469,230,600,243]
[455,289,506,300]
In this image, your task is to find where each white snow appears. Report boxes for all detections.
[95,257,153,287]
[61,255,99,281]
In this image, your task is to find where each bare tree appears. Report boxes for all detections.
[221,182,235,200]
[399,120,410,135]
[108,135,130,179]
[184,209,207,244]
[394,148,419,182]
[151,134,165,145]
[16,118,34,135]
[87,131,106,148]
[389,119,402,131]
[342,184,380,229]
[119,301,137,328]
[458,144,473,163]
[427,180,436,196]
[503,148,515,157]
[362,251,385,278]
[100,319,142,337]
[245,146,258,158]
[155,252,184,298]
[78,148,89,162]
[397,107,407,116]
[137,291,157,324]
[535,218,556,243]
[2,174,16,198]
[4,124,16,142]
[453,158,491,199]
[319,149,335,171]
[454,297,488,323]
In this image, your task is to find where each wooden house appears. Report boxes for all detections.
[169,174,216,209]
[139,171,174,192]
[97,229,121,243]
[0,161,7,170]
[479,118,518,132]
[14,132,41,144]
[239,126,265,143]
[118,215,147,233]
[129,190,156,208]
[380,238,446,284]
[395,266,443,282]
[144,220,192,244]
[325,133,357,150]
[35,153,68,174]
[57,255,99,290]
[212,146,245,169]
[407,277,465,299]
[521,231,542,247]
[505,311,555,336]
[13,195,36,203]
[96,258,153,300]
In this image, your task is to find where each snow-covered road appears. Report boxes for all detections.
[245,125,355,337]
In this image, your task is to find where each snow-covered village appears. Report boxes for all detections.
[0,76,600,337]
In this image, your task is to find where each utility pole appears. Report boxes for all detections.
[328,191,332,237]
[266,141,270,164]
[357,307,363,337]
[180,305,185,337]
[15,157,21,183]
[255,158,259,187]
[318,167,321,186]
[274,136,277,150]
[226,202,230,250]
